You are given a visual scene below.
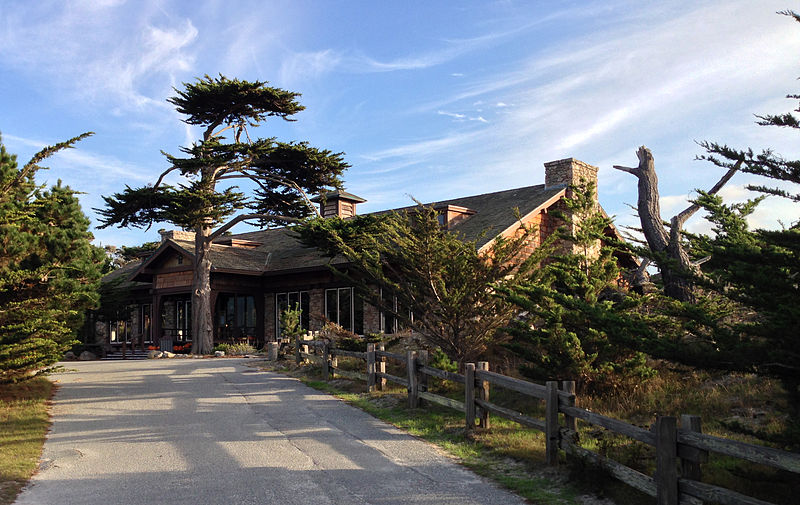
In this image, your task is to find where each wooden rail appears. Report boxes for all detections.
[288,336,800,505]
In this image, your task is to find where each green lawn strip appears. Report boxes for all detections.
[301,379,582,505]
[0,377,54,505]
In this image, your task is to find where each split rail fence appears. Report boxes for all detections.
[292,334,800,505]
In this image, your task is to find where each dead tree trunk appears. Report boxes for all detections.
[613,146,740,302]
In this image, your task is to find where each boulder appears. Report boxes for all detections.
[63,351,76,361]
[148,350,163,359]
[78,351,97,361]
[214,350,225,357]
[162,351,175,358]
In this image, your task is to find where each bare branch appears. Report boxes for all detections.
[208,212,302,243]
[153,166,181,189]
[612,165,638,175]
[673,159,742,228]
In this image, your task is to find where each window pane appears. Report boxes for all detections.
[245,296,256,328]
[338,288,351,331]
[276,293,288,338]
[226,297,235,326]
[325,289,338,324]
[353,291,363,335]
[237,296,246,328]
[300,292,310,331]
[288,292,299,311]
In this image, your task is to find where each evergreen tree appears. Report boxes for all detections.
[677,10,800,405]
[500,182,656,392]
[0,133,105,382]
[98,75,348,354]
[297,204,544,367]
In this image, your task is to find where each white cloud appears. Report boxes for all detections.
[0,2,198,114]
[279,49,343,86]
[438,110,466,120]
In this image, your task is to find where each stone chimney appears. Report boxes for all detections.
[158,229,196,243]
[544,158,599,199]
[543,158,601,257]
[312,190,367,219]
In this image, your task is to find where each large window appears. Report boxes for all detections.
[380,289,412,334]
[325,287,363,334]
[175,300,191,341]
[216,295,256,342]
[276,291,309,339]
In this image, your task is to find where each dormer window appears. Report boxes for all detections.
[433,204,476,229]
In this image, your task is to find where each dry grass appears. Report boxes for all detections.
[0,378,53,505]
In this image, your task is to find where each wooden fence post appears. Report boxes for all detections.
[545,381,559,465]
[655,416,679,505]
[377,343,387,391]
[465,363,476,433]
[407,351,419,408]
[367,343,376,392]
[418,349,429,393]
[267,341,279,361]
[295,334,301,364]
[680,414,705,482]
[322,341,330,378]
[477,361,490,429]
[561,380,576,432]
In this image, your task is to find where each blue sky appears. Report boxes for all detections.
[2,0,800,247]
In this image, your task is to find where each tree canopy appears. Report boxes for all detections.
[98,75,348,353]
[0,133,105,382]
[297,204,544,366]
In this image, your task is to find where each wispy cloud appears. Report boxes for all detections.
[3,133,154,184]
[279,49,343,86]
[0,2,197,114]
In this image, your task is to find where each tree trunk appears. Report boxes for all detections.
[614,147,697,303]
[192,225,214,354]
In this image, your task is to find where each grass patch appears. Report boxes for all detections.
[0,377,54,505]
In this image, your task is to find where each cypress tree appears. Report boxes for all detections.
[98,75,348,354]
[0,133,105,382]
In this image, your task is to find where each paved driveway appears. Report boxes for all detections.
[15,359,526,505]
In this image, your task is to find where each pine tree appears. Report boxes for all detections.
[500,182,656,392]
[297,204,544,367]
[679,11,800,405]
[0,133,105,382]
[98,75,348,354]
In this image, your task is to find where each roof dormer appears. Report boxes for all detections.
[434,204,476,229]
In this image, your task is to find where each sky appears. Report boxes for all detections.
[2,0,800,247]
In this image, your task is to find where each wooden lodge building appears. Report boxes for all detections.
[96,158,628,353]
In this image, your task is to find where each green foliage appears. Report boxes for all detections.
[104,241,159,269]
[428,348,458,373]
[279,303,304,339]
[98,74,348,354]
[674,12,800,405]
[501,182,656,392]
[98,75,348,232]
[0,134,105,383]
[297,204,545,366]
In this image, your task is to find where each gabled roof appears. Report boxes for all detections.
[115,182,580,283]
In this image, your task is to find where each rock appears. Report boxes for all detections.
[214,351,225,357]
[148,350,163,359]
[63,351,76,361]
[78,351,97,361]
[162,351,175,358]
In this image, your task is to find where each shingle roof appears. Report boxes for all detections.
[119,183,567,282]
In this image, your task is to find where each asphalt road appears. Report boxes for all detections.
[15,359,527,505]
